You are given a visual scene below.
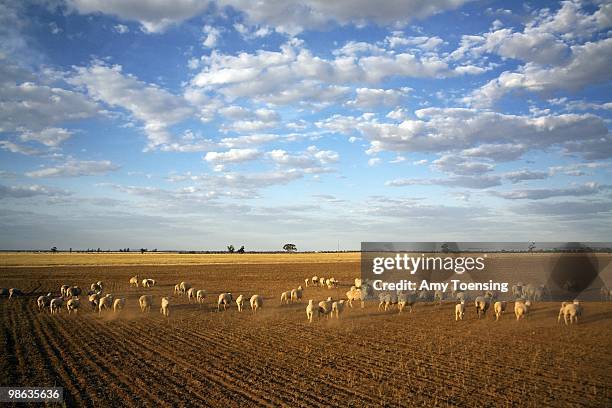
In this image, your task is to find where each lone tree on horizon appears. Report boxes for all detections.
[227,245,235,253]
[283,243,297,252]
[237,246,245,254]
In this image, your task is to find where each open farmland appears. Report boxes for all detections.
[1,253,611,407]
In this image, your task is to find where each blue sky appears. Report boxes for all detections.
[0,0,611,250]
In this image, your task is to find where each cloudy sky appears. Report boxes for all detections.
[0,0,611,250]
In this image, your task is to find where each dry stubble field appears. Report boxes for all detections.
[0,252,611,407]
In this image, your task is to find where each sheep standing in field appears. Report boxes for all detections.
[291,286,303,303]
[174,284,181,296]
[534,287,545,302]
[378,293,397,311]
[160,297,170,317]
[218,293,233,311]
[514,300,531,321]
[455,300,465,321]
[196,290,207,305]
[37,293,53,312]
[66,298,80,315]
[98,294,113,315]
[61,284,70,297]
[139,295,153,313]
[318,297,333,318]
[398,292,416,313]
[187,287,197,303]
[474,296,490,319]
[311,276,319,287]
[494,301,507,321]
[332,300,346,319]
[179,281,192,295]
[304,278,310,288]
[434,290,444,305]
[523,284,536,302]
[142,278,156,288]
[346,288,366,308]
[113,298,126,313]
[558,301,582,325]
[306,299,318,323]
[91,282,103,294]
[511,284,522,299]
[280,291,290,305]
[67,286,82,298]
[129,275,139,287]
[250,295,263,313]
[88,293,100,311]
[455,291,466,303]
[318,277,327,288]
[236,294,245,312]
[50,297,64,314]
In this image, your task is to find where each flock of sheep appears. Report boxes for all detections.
[1,276,604,326]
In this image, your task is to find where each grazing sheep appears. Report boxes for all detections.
[142,278,156,288]
[318,298,333,318]
[61,284,70,297]
[236,294,245,312]
[187,288,197,303]
[523,284,536,302]
[139,295,153,313]
[455,291,467,303]
[455,300,465,321]
[91,282,103,294]
[514,300,530,321]
[113,298,126,313]
[98,294,113,315]
[354,278,363,288]
[511,284,523,299]
[50,297,64,314]
[311,276,319,286]
[66,298,80,314]
[37,293,53,312]
[291,286,303,303]
[8,288,23,300]
[129,275,139,287]
[179,281,192,295]
[88,293,100,311]
[160,297,170,317]
[474,296,490,319]
[67,286,82,298]
[217,293,233,311]
[174,284,181,296]
[306,299,318,322]
[346,288,366,308]
[558,301,582,325]
[250,295,263,313]
[378,293,397,311]
[196,290,207,305]
[304,278,310,287]
[332,300,346,319]
[493,301,507,321]
[318,277,326,288]
[398,292,416,313]
[434,290,444,305]
[280,291,290,305]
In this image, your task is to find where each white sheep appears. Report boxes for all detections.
[187,287,197,303]
[179,281,192,295]
[129,275,139,287]
[514,300,530,320]
[346,288,366,308]
[332,300,346,319]
[455,300,465,321]
[398,292,416,313]
[511,284,522,299]
[66,298,80,315]
[304,278,310,287]
[196,289,207,305]
[306,299,317,323]
[142,278,156,288]
[67,286,82,298]
[88,293,100,311]
[236,294,245,312]
[50,297,64,314]
[318,297,333,318]
[558,301,582,325]
[378,293,397,311]
[318,277,326,288]
[113,298,126,313]
[37,293,52,312]
[474,296,490,319]
[8,288,23,300]
[160,297,170,317]
[291,286,303,303]
[493,301,507,321]
[61,284,70,297]
[311,276,319,286]
[139,295,153,313]
[250,295,263,313]
[174,284,181,296]
[218,293,233,311]
[98,294,113,315]
[91,282,103,293]
[280,291,290,305]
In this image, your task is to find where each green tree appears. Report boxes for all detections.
[227,245,235,253]
[283,243,297,252]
